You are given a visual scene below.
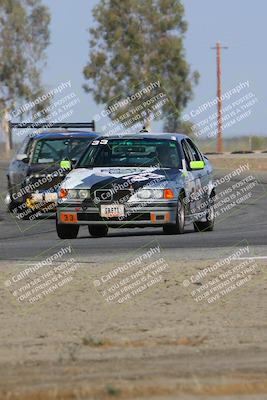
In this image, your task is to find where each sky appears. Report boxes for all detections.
[37,1,267,137]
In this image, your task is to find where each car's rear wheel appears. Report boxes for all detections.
[88,225,108,238]
[194,199,215,232]
[56,218,79,239]
[163,196,185,235]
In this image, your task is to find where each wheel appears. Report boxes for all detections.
[88,225,108,238]
[56,218,79,239]
[6,180,18,212]
[163,196,185,235]
[8,199,18,213]
[7,196,30,220]
[6,192,18,212]
[194,199,215,232]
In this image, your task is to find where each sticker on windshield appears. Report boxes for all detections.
[91,139,108,146]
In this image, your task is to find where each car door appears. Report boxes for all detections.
[185,139,210,214]
[180,139,197,216]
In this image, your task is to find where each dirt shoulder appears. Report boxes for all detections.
[0,257,266,399]
[208,153,267,171]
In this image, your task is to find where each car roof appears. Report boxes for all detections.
[32,131,100,140]
[98,132,189,141]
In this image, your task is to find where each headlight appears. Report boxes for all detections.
[151,189,164,199]
[68,189,79,199]
[65,189,90,199]
[59,189,91,200]
[137,189,152,199]
[78,189,90,199]
[136,189,172,200]
[137,189,164,199]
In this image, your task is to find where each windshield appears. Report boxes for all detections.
[77,139,181,168]
[31,137,92,164]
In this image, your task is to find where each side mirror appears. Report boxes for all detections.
[60,159,72,170]
[16,154,29,163]
[190,160,205,170]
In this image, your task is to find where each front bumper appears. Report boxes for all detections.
[57,202,177,227]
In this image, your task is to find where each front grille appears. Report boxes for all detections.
[94,189,132,203]
[94,189,113,202]
[113,189,132,202]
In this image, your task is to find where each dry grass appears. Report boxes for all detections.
[209,154,267,171]
[1,378,267,399]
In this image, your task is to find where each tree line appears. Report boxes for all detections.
[0,0,198,153]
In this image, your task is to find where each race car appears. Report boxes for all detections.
[56,133,216,238]
[6,122,99,217]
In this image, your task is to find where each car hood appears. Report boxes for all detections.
[61,167,184,191]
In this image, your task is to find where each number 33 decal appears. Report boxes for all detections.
[92,139,109,145]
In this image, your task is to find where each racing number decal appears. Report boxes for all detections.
[91,139,109,145]
[60,212,77,223]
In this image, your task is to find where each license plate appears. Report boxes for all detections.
[100,204,124,218]
[60,212,77,223]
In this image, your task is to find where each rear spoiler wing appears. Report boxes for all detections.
[8,121,96,148]
[9,121,95,131]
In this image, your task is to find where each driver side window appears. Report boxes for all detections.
[181,140,194,169]
[186,139,203,162]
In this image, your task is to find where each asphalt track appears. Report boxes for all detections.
[0,161,266,262]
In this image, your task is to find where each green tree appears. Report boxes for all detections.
[84,0,199,132]
[175,120,196,138]
[0,0,50,152]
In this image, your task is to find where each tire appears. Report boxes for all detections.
[56,218,79,239]
[163,196,185,235]
[6,192,18,213]
[194,200,215,232]
[88,225,108,238]
[7,197,30,219]
[8,199,18,213]
[6,180,18,212]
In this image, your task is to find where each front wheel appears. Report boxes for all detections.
[56,218,79,239]
[163,196,185,235]
[88,225,108,238]
[6,192,18,213]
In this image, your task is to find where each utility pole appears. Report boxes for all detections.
[211,42,228,153]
